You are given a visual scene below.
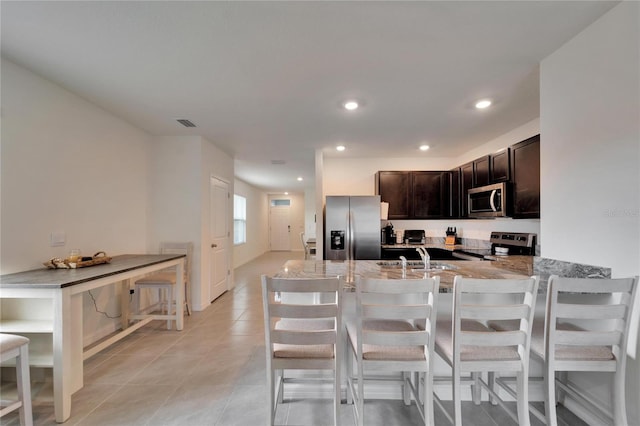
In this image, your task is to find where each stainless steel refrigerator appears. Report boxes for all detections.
[324,195,381,260]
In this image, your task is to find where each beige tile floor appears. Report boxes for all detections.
[2,251,587,425]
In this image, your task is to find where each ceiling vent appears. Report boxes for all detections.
[177,119,196,128]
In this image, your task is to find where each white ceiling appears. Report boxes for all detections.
[1,1,618,193]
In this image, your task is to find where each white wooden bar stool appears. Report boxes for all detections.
[489,275,639,426]
[134,241,192,329]
[346,276,440,426]
[433,275,539,426]
[0,333,33,426]
[261,275,342,426]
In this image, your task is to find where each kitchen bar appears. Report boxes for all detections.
[275,256,533,290]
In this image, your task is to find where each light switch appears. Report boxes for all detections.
[50,231,66,247]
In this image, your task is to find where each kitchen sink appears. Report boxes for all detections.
[376,260,459,271]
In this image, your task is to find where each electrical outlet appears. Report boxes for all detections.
[129,289,135,294]
[50,231,66,247]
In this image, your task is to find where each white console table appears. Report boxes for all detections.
[0,254,185,423]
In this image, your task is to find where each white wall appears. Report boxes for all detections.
[147,135,204,309]
[540,3,639,277]
[315,150,325,257]
[1,59,150,343]
[304,186,317,239]
[199,138,234,301]
[148,135,234,311]
[147,136,202,251]
[233,178,269,268]
[540,2,640,423]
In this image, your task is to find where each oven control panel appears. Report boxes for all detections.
[489,232,536,248]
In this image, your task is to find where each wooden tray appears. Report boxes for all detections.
[76,254,112,268]
[44,252,112,269]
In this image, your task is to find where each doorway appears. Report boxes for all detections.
[210,176,229,302]
[269,200,291,251]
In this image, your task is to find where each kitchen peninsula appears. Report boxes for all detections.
[276,256,534,290]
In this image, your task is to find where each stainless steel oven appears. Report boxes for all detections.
[468,182,509,218]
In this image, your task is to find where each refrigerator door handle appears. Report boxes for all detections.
[348,211,355,260]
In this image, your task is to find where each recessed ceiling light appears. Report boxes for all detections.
[284,192,289,195]
[297,177,303,181]
[336,145,346,152]
[475,99,492,109]
[343,100,359,111]
[419,145,430,151]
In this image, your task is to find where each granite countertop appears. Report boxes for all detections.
[276,255,534,292]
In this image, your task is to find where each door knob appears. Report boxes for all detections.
[211,244,217,248]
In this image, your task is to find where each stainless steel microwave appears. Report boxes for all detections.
[468,182,509,218]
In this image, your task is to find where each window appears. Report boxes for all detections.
[234,194,246,245]
[270,199,291,207]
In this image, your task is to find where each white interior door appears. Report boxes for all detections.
[270,204,291,251]
[210,177,229,302]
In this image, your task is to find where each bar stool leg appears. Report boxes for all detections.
[16,343,33,426]
[544,362,558,426]
[612,368,628,426]
[166,287,173,330]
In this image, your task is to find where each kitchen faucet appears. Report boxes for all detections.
[415,247,431,270]
[399,256,408,277]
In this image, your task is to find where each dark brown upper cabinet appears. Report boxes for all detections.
[375,171,411,219]
[411,171,450,219]
[375,171,450,219]
[459,162,474,218]
[376,134,539,221]
[490,148,511,183]
[510,135,540,218]
[473,155,491,187]
[449,167,461,218]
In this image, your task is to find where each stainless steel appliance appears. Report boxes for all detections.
[325,196,381,260]
[452,231,536,260]
[403,229,425,244]
[468,182,509,218]
[490,231,536,256]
